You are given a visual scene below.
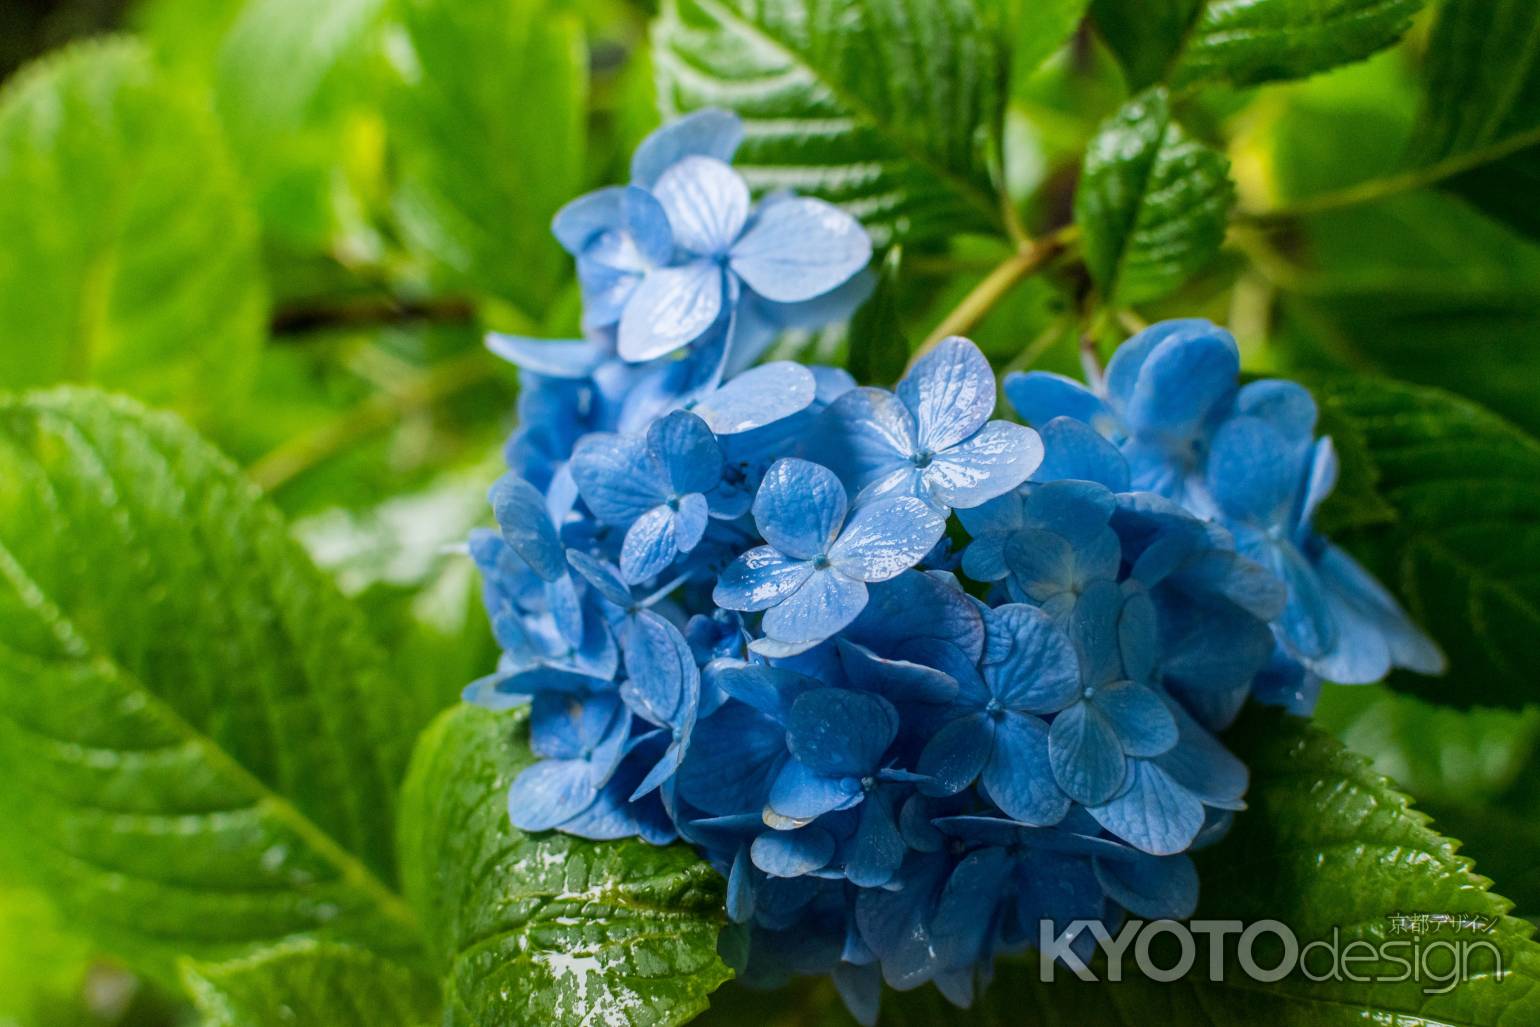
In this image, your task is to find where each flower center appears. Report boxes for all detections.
[912,449,934,468]
[812,554,831,570]
[985,698,1005,718]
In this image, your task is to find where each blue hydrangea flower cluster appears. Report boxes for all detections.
[467,112,1442,1022]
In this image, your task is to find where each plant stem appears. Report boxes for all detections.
[1238,123,1540,223]
[248,349,498,492]
[905,225,1078,374]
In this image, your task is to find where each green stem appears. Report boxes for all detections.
[1239,123,1540,223]
[904,226,1078,374]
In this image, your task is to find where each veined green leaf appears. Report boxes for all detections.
[653,0,1008,245]
[1091,0,1424,90]
[0,40,267,427]
[0,389,424,983]
[1314,376,1540,709]
[392,0,587,317]
[1409,0,1540,241]
[397,704,732,1027]
[182,940,439,1027]
[872,710,1540,1024]
[1075,88,1232,305]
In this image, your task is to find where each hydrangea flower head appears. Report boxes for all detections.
[463,112,1445,1023]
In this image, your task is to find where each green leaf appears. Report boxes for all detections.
[1314,375,1540,709]
[1091,0,1424,90]
[392,0,587,316]
[0,39,267,427]
[1011,0,1092,79]
[211,0,393,252]
[872,710,1540,1025]
[1075,87,1232,305]
[397,704,733,1027]
[182,940,439,1027]
[653,0,1008,245]
[1409,0,1540,240]
[845,247,910,387]
[0,389,424,983]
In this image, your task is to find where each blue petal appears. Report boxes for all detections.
[982,712,1069,825]
[689,361,817,435]
[619,504,681,584]
[1315,542,1445,679]
[753,458,848,561]
[673,491,709,553]
[730,197,871,302]
[828,496,946,583]
[570,432,666,525]
[529,691,627,765]
[622,185,674,265]
[1092,682,1177,758]
[653,155,750,255]
[551,186,624,253]
[846,792,905,887]
[1236,378,1317,441]
[619,609,699,726]
[1205,415,1302,525]
[1085,759,1205,856]
[727,845,756,922]
[711,664,818,720]
[713,546,814,612]
[932,848,1012,969]
[1094,852,1199,920]
[1069,579,1127,688]
[762,568,869,644]
[981,604,1080,713]
[1112,319,1238,439]
[676,703,786,815]
[832,962,881,1027]
[848,569,986,665]
[813,387,916,492]
[767,758,864,821]
[485,334,607,379]
[618,259,726,362]
[648,409,723,495]
[837,639,959,705]
[923,420,1043,508]
[489,474,566,582]
[752,825,836,877]
[1298,436,1338,531]
[1003,371,1111,430]
[1022,479,1118,544]
[630,108,744,188]
[1153,698,1248,808]
[898,336,995,452]
[1033,417,1130,489]
[786,688,899,776]
[1003,528,1076,602]
[507,759,598,832]
[1047,701,1126,805]
[916,712,994,795]
[566,550,635,608]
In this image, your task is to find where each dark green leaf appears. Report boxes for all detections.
[1011,0,1092,79]
[397,704,733,1027]
[1075,87,1232,305]
[0,39,267,427]
[653,0,1008,245]
[1315,375,1540,709]
[1409,0,1540,240]
[182,941,439,1027]
[1091,0,1423,90]
[845,247,910,387]
[0,389,424,983]
[393,0,587,316]
[873,710,1540,1024]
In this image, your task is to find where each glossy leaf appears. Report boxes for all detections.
[1409,0,1540,240]
[1011,0,1092,79]
[397,704,733,1026]
[182,940,439,1027]
[0,40,266,426]
[1091,0,1424,90]
[1075,88,1232,305]
[393,0,587,315]
[1315,376,1540,709]
[653,0,1007,245]
[0,390,423,983]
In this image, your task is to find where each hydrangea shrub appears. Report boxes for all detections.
[469,112,1443,1023]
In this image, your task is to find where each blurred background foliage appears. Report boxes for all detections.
[0,0,1537,1023]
